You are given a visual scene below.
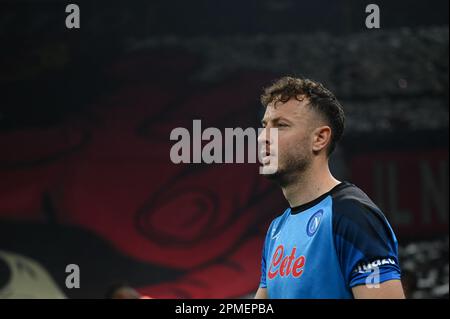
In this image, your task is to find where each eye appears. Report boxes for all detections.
[278,123,289,127]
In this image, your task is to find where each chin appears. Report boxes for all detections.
[261,167,284,182]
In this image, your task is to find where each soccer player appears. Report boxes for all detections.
[255,77,405,299]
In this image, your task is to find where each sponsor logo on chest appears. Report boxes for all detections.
[268,245,306,280]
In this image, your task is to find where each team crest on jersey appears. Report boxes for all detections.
[306,209,323,236]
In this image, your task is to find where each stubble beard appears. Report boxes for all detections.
[264,150,312,188]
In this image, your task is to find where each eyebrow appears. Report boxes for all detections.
[261,117,292,126]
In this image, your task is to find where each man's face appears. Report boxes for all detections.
[259,96,320,184]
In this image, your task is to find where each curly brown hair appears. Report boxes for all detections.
[260,76,345,155]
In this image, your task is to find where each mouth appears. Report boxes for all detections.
[260,147,278,165]
[261,156,271,165]
[261,151,276,165]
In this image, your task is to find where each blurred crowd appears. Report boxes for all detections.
[400,236,449,299]
[129,27,448,133]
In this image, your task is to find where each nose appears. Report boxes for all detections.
[258,128,267,144]
[258,127,279,154]
[258,128,271,147]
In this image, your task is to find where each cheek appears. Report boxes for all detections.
[280,133,313,159]
[282,130,309,148]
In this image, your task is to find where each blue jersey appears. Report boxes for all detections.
[259,181,401,298]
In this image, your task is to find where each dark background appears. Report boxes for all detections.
[0,0,448,299]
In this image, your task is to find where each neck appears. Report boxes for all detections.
[280,157,341,208]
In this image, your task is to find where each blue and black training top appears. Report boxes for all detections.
[260,181,401,298]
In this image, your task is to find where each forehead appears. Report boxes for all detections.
[262,98,311,122]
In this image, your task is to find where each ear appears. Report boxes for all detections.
[312,126,332,153]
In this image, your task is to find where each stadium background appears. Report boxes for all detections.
[0,0,448,299]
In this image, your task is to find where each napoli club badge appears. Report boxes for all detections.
[307,209,323,236]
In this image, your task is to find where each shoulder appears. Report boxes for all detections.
[262,208,291,246]
[331,182,381,214]
[330,182,389,227]
[330,182,396,246]
[267,208,290,234]
[328,182,401,288]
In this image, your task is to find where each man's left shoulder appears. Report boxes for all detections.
[330,181,389,227]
